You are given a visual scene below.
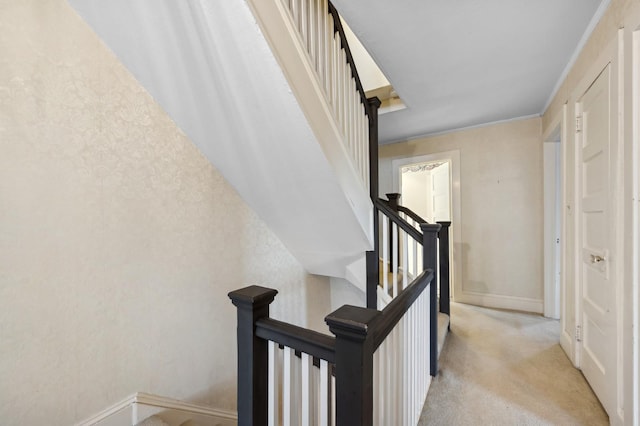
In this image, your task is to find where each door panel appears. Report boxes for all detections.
[578,63,616,417]
[431,162,450,222]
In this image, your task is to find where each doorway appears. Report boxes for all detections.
[392,150,461,301]
[544,128,562,320]
[399,161,451,223]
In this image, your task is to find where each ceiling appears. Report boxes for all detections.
[332,0,608,144]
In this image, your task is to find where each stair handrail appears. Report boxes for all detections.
[230,264,435,425]
[327,2,369,110]
[378,193,452,317]
[256,317,336,363]
[372,269,432,349]
[373,198,423,243]
[382,193,428,227]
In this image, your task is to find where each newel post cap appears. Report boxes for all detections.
[420,223,442,234]
[325,305,381,341]
[228,285,278,309]
[367,96,382,109]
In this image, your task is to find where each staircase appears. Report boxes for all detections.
[68,0,374,283]
[68,0,452,424]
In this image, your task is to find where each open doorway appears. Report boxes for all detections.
[399,161,451,223]
[392,150,461,301]
[544,126,562,320]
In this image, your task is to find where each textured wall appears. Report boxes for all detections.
[540,1,640,421]
[0,1,331,424]
[379,118,543,308]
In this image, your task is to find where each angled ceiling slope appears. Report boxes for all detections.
[68,0,373,277]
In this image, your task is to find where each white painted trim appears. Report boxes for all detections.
[76,395,132,426]
[543,140,561,319]
[391,150,462,303]
[560,328,574,363]
[541,0,613,114]
[560,104,575,366]
[381,114,541,145]
[632,20,640,426]
[543,103,575,363]
[456,291,544,314]
[76,392,237,426]
[615,30,626,425]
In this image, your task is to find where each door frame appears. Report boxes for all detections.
[543,126,562,319]
[628,15,640,425]
[572,32,623,421]
[543,105,573,359]
[392,150,462,302]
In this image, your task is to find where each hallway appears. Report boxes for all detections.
[419,303,608,425]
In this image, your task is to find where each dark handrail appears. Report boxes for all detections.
[380,195,430,225]
[256,318,336,363]
[328,2,369,112]
[372,269,433,350]
[397,205,428,224]
[374,198,423,243]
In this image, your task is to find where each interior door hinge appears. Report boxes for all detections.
[575,115,582,133]
[575,325,582,342]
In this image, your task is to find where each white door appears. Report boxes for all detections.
[431,162,450,222]
[577,63,617,417]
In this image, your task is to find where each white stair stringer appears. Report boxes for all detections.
[67,0,373,278]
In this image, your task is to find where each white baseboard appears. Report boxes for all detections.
[77,392,237,426]
[456,291,543,314]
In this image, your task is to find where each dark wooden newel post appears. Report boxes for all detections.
[437,221,451,318]
[385,193,401,212]
[326,305,380,426]
[228,285,278,426]
[421,223,441,377]
[366,96,382,309]
[385,193,402,272]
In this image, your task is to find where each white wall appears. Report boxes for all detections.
[0,1,333,424]
[400,169,431,220]
[380,118,543,312]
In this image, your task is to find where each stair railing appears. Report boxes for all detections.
[374,193,452,317]
[229,267,435,425]
[250,0,373,192]
[228,1,446,423]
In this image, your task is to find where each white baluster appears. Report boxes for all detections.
[300,0,308,53]
[312,0,318,64]
[324,6,332,99]
[283,347,293,426]
[413,239,418,278]
[291,0,299,32]
[382,214,389,294]
[402,230,409,291]
[403,313,409,424]
[412,303,417,420]
[319,360,329,426]
[331,374,336,426]
[392,223,398,298]
[302,353,312,424]
[333,35,340,120]
[268,341,279,426]
[379,340,386,423]
[388,327,398,425]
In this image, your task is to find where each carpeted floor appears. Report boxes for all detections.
[419,303,609,425]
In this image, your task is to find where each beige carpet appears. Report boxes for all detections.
[419,303,608,425]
